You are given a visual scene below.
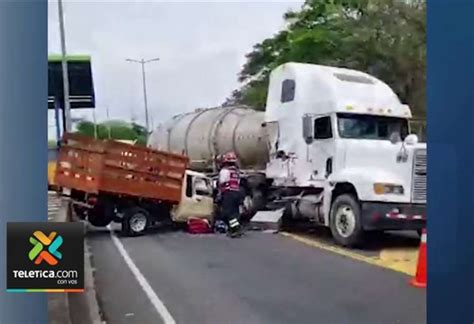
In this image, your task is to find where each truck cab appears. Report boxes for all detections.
[171,170,214,223]
[264,63,426,246]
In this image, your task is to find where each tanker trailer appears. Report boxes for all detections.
[148,106,269,172]
[148,106,270,217]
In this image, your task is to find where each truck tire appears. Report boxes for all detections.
[88,214,112,227]
[280,202,294,230]
[251,189,266,212]
[241,189,266,221]
[329,194,364,247]
[87,207,112,227]
[73,205,87,220]
[122,207,150,236]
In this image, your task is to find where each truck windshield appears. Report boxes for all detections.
[337,113,409,140]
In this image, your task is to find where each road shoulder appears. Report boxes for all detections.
[280,230,419,276]
[69,237,103,324]
[48,193,103,324]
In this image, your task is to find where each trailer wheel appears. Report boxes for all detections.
[329,194,364,247]
[123,207,149,236]
[243,189,266,215]
[251,189,266,211]
[280,202,294,230]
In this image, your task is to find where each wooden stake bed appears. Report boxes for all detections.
[55,133,188,203]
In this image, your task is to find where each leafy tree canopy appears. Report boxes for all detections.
[224,0,426,119]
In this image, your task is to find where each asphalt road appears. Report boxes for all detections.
[87,225,426,324]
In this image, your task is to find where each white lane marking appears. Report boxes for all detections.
[107,226,176,324]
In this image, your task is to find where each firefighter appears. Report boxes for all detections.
[218,151,243,237]
[212,154,226,233]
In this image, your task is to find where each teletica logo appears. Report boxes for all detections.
[29,231,63,266]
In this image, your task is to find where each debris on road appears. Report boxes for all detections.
[187,218,212,234]
[249,208,285,231]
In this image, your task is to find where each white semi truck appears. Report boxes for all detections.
[149,63,427,246]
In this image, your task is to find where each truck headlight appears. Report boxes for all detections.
[373,183,404,195]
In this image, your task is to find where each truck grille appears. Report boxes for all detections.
[412,149,427,203]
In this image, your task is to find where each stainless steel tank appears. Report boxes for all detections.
[148,106,269,171]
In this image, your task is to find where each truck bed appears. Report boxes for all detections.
[54,133,189,203]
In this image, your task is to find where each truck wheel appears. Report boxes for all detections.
[416,229,423,238]
[329,194,364,247]
[123,207,149,236]
[246,189,266,214]
[73,205,87,220]
[240,189,265,221]
[87,207,112,227]
[88,214,112,227]
[251,189,266,211]
[280,202,294,230]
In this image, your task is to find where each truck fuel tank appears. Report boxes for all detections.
[148,106,269,171]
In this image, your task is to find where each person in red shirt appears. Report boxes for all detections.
[218,152,242,237]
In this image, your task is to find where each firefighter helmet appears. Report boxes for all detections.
[222,151,238,164]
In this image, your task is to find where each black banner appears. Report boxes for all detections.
[48,59,95,109]
[6,222,84,291]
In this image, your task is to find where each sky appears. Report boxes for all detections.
[48,0,303,139]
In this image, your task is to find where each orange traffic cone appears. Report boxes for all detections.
[410,228,427,288]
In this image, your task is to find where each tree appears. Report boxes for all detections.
[226,0,426,118]
[131,123,149,145]
[75,120,149,146]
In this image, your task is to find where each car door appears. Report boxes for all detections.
[190,176,214,217]
[172,174,214,222]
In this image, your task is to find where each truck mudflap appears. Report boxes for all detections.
[361,202,426,231]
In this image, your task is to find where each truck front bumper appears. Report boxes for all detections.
[361,202,426,231]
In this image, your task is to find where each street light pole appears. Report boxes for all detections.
[106,106,111,139]
[140,61,150,133]
[92,109,98,139]
[58,0,72,132]
[126,57,159,133]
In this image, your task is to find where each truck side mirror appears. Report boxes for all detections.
[404,134,419,145]
[302,115,313,145]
